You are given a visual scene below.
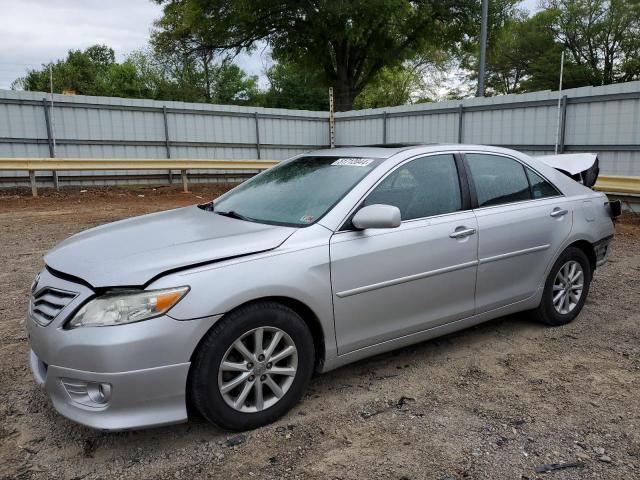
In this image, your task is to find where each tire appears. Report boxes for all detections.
[189,301,314,431]
[531,246,592,326]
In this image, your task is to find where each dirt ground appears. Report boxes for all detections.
[1,185,639,480]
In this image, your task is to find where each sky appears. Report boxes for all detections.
[0,0,539,91]
[0,0,269,89]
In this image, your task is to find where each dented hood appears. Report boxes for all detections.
[44,205,296,288]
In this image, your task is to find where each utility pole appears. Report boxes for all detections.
[477,0,489,97]
[554,51,565,154]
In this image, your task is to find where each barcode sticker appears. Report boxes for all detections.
[331,158,374,167]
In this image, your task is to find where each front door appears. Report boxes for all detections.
[330,153,478,355]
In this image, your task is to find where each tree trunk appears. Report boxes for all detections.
[330,43,363,111]
[333,80,358,111]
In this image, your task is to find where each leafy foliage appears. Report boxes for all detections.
[11,1,640,108]
[354,64,435,109]
[261,60,328,111]
[465,0,640,95]
[13,45,261,105]
[152,0,475,110]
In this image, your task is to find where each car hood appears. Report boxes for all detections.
[44,205,297,288]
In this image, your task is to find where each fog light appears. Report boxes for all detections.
[61,378,112,407]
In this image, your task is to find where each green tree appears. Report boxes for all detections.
[458,0,527,95]
[13,45,116,95]
[542,0,640,85]
[261,60,328,111]
[475,0,640,95]
[12,44,262,105]
[512,11,596,92]
[152,0,475,111]
[353,64,432,109]
[209,61,261,104]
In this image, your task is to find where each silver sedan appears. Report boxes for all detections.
[27,145,618,431]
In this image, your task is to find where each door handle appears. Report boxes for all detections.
[449,227,476,239]
[550,208,568,218]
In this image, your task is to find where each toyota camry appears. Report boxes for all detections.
[27,144,619,431]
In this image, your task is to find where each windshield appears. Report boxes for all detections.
[213,156,383,226]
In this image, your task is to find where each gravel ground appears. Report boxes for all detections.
[1,186,639,480]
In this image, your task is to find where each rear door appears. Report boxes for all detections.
[330,153,479,354]
[463,152,573,313]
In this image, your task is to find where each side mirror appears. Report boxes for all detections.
[352,204,401,230]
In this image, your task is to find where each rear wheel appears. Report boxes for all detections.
[190,301,314,431]
[531,247,592,326]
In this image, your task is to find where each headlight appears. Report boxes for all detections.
[67,287,189,328]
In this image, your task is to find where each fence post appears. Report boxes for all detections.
[559,95,568,153]
[458,104,464,143]
[254,112,261,159]
[162,106,173,184]
[42,98,59,189]
[329,87,336,148]
[29,170,38,197]
[181,169,189,193]
[382,111,388,145]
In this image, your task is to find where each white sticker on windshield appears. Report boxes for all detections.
[331,158,374,167]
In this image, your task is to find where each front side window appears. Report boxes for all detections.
[464,153,531,207]
[213,156,382,226]
[363,154,462,221]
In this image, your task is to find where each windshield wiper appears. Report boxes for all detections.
[215,209,253,222]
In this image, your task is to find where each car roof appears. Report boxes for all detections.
[305,144,522,160]
[304,146,416,159]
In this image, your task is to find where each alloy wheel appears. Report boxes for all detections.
[218,326,298,413]
[552,260,584,315]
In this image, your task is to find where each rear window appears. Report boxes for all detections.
[526,168,561,199]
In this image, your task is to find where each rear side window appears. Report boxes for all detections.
[464,153,531,207]
[363,154,461,220]
[526,168,560,199]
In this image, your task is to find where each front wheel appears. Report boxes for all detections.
[190,301,314,431]
[531,246,592,326]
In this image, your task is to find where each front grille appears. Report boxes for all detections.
[30,287,78,326]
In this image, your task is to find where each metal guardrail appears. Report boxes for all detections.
[1,157,638,198]
[593,175,640,196]
[0,158,278,196]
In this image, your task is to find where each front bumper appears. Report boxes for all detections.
[27,268,221,431]
[30,350,191,430]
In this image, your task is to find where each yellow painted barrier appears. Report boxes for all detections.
[0,158,278,196]
[595,175,640,195]
[0,158,277,171]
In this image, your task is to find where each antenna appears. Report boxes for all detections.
[554,51,565,154]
